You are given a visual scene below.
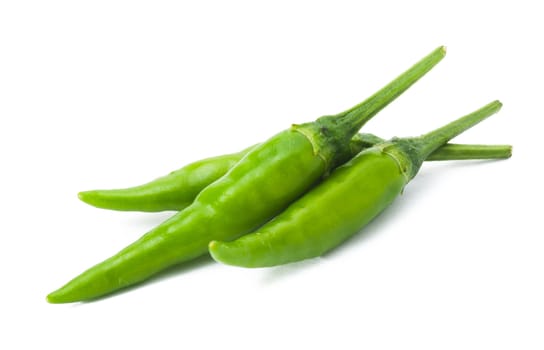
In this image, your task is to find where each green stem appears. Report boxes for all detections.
[426,143,512,161]
[418,100,503,158]
[336,46,446,135]
[397,100,503,179]
[304,46,447,168]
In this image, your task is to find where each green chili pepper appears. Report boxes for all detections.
[208,101,505,267]
[77,135,511,212]
[46,46,445,303]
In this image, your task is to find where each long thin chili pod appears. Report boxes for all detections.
[77,135,511,212]
[47,47,445,303]
[208,101,505,267]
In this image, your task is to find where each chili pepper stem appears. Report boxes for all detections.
[395,100,503,179]
[336,46,447,136]
[295,46,446,168]
[425,143,512,161]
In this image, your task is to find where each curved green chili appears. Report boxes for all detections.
[208,101,504,267]
[78,135,511,212]
[46,46,446,303]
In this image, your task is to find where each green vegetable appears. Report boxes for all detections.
[46,46,446,303]
[208,101,504,267]
[78,135,511,212]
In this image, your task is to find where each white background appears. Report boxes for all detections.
[1,1,542,349]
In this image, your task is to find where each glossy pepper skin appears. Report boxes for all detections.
[209,101,504,267]
[47,46,445,303]
[78,135,511,212]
